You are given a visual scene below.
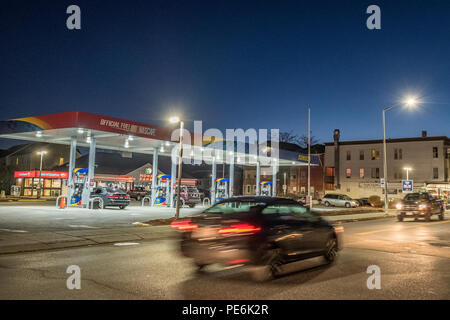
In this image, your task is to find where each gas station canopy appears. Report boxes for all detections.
[0,111,319,166]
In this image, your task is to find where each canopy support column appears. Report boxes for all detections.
[82,136,96,208]
[151,147,159,207]
[67,136,77,206]
[211,156,216,204]
[256,160,260,195]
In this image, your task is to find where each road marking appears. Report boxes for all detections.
[0,228,28,233]
[67,225,100,229]
[114,242,140,246]
[355,220,450,236]
[132,222,149,226]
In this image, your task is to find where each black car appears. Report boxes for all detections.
[396,192,445,221]
[171,196,344,281]
[91,187,131,209]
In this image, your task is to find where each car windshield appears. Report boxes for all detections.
[342,195,352,200]
[404,193,427,201]
[204,200,267,214]
[106,188,124,194]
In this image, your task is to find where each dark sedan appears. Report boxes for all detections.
[91,187,130,209]
[171,196,343,281]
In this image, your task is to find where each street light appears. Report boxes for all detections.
[36,151,47,198]
[382,97,417,215]
[403,167,412,180]
[169,116,184,219]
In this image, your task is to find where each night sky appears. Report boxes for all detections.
[1,0,450,149]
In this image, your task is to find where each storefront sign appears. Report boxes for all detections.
[14,171,69,179]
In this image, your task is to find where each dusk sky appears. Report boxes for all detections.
[1,0,450,149]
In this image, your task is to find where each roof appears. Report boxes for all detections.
[324,136,450,146]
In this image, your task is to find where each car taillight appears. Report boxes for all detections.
[124,195,130,199]
[218,223,261,235]
[108,195,119,199]
[171,220,198,231]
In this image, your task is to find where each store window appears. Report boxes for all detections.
[59,157,64,165]
[360,168,364,179]
[346,168,351,178]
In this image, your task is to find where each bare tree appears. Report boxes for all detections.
[297,134,320,148]
[279,130,300,144]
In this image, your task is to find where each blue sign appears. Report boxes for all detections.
[402,180,413,193]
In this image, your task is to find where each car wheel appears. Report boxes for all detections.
[251,249,283,282]
[137,195,141,201]
[425,212,431,222]
[189,204,195,208]
[119,205,125,210]
[324,201,330,207]
[397,215,404,222]
[324,236,338,263]
[345,202,351,208]
[439,209,444,221]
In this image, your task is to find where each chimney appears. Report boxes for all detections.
[333,129,340,189]
[422,130,427,138]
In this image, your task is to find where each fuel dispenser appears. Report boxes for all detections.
[70,168,89,206]
[154,174,171,206]
[260,181,273,196]
[215,178,229,203]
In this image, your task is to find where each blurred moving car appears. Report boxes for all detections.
[320,194,359,208]
[127,187,150,201]
[171,196,344,281]
[356,198,371,207]
[91,187,130,209]
[396,192,445,222]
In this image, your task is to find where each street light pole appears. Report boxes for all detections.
[37,151,46,199]
[382,107,391,216]
[175,120,184,220]
[307,107,311,209]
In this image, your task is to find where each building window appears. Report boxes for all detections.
[360,168,364,179]
[59,157,64,165]
[394,148,402,160]
[346,168,351,178]
[346,151,351,161]
[433,168,439,179]
[371,149,380,160]
[371,168,380,179]
[360,150,364,160]
[433,147,438,158]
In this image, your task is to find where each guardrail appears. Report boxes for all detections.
[202,198,211,207]
[56,195,66,209]
[88,197,104,210]
[142,196,152,206]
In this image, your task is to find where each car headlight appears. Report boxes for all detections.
[419,204,427,210]
[396,203,403,210]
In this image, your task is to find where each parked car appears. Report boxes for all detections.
[171,196,344,281]
[174,185,202,208]
[357,198,371,207]
[127,187,150,201]
[396,192,445,222]
[320,194,359,208]
[91,187,130,209]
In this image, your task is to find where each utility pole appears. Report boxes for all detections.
[307,107,311,209]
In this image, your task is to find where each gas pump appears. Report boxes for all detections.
[215,178,229,203]
[154,174,171,206]
[70,168,89,206]
[260,181,273,196]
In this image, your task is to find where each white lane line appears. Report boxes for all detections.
[0,228,28,233]
[114,242,140,246]
[67,225,100,229]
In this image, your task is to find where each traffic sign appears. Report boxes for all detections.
[402,180,413,193]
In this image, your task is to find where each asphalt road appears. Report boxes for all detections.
[0,217,449,299]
